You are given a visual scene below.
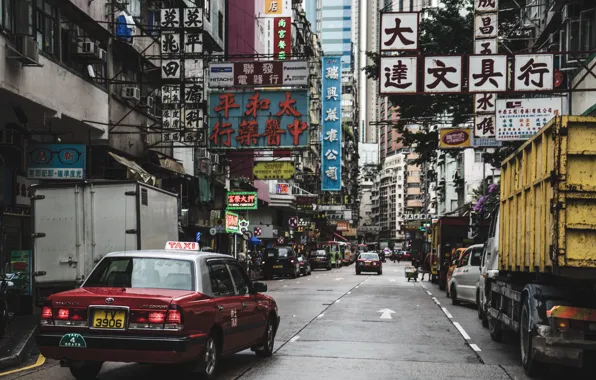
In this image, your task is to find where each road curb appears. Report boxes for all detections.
[0,325,37,370]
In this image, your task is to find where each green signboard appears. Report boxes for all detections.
[10,250,32,295]
[226,191,258,210]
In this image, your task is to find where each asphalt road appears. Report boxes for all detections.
[2,261,580,380]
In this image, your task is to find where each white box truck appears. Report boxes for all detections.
[31,181,179,303]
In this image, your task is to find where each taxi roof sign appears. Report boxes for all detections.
[165,241,200,251]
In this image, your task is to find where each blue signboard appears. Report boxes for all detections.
[321,56,342,191]
[208,90,309,149]
[27,144,86,180]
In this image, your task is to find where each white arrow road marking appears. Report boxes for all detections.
[441,307,453,319]
[453,322,471,340]
[469,344,481,352]
[290,335,300,343]
[378,308,396,320]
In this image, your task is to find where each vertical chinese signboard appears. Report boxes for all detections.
[472,0,499,139]
[321,56,342,192]
[273,17,291,60]
[160,7,206,145]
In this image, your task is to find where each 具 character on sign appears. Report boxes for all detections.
[469,55,507,92]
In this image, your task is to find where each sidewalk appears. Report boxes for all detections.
[0,315,38,369]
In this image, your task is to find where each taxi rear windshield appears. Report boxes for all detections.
[360,253,379,260]
[266,248,289,258]
[84,257,194,291]
[315,250,327,256]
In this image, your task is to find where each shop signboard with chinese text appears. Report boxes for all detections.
[321,56,342,191]
[225,211,240,233]
[495,98,563,141]
[208,91,309,149]
[208,61,308,88]
[439,129,472,149]
[226,191,258,210]
[273,17,291,60]
[27,144,86,180]
[380,12,419,52]
[276,183,290,194]
[472,136,503,147]
[295,195,317,211]
[253,161,295,180]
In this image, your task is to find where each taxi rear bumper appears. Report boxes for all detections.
[37,333,206,364]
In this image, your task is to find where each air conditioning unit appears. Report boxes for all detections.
[98,48,107,62]
[211,154,220,164]
[15,36,39,64]
[122,86,141,101]
[77,39,99,57]
[196,148,209,159]
[140,96,155,109]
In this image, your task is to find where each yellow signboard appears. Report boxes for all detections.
[265,0,283,15]
[439,128,472,149]
[253,161,295,180]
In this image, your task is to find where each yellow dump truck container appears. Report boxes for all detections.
[499,116,596,277]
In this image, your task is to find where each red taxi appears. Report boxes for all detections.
[36,242,280,380]
[356,252,383,275]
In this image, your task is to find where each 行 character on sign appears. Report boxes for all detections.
[210,121,234,147]
[514,54,554,91]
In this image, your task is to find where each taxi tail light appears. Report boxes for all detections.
[56,308,70,320]
[148,312,166,324]
[41,306,53,320]
[165,306,184,330]
[48,306,88,327]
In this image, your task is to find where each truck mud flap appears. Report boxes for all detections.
[488,307,520,332]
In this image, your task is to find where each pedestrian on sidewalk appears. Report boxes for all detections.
[420,251,433,281]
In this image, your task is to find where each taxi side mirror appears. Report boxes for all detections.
[253,282,267,293]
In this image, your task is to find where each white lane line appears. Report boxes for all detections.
[297,281,300,284]
[469,344,481,352]
[453,322,471,340]
[432,297,441,305]
[280,279,284,282]
[317,313,324,318]
[441,307,453,319]
[389,279,396,282]
[290,335,300,343]
[283,285,288,288]
[426,290,432,296]
[347,291,352,295]
[355,285,359,288]
[335,299,341,303]
[316,276,320,278]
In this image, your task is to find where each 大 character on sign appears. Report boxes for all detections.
[384,17,415,47]
[276,92,301,117]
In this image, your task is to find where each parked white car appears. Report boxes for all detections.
[476,208,500,327]
[449,244,484,305]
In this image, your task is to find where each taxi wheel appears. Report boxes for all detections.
[199,334,219,379]
[451,285,461,306]
[255,317,276,357]
[69,361,103,380]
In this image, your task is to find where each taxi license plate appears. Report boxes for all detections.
[365,261,371,265]
[316,258,321,261]
[273,265,283,268]
[92,309,126,329]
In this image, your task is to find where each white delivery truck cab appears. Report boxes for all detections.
[32,181,178,303]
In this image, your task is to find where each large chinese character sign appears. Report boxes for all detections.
[380,12,419,52]
[208,91,309,149]
[321,56,342,192]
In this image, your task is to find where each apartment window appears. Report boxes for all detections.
[474,151,483,163]
[407,183,420,188]
[218,11,223,39]
[580,9,596,51]
[36,0,58,55]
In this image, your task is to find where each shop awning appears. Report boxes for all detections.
[333,233,348,242]
[250,236,262,245]
[108,152,156,186]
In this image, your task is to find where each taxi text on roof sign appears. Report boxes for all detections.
[165,241,200,250]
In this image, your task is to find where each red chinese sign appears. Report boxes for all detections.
[274,17,291,60]
[209,91,309,149]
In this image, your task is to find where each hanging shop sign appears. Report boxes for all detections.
[264,0,291,16]
[208,61,308,88]
[225,211,239,233]
[27,144,86,180]
[495,97,563,141]
[321,56,342,192]
[404,214,435,221]
[273,17,291,60]
[159,7,207,145]
[439,128,472,149]
[471,136,503,148]
[295,195,317,211]
[226,191,258,210]
[208,91,309,149]
[276,183,290,194]
[10,250,32,295]
[15,176,37,206]
[253,161,295,180]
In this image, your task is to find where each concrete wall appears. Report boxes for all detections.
[0,35,108,136]
[69,0,109,31]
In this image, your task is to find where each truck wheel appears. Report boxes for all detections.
[521,298,539,377]
[477,290,483,320]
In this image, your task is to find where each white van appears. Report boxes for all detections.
[449,244,484,305]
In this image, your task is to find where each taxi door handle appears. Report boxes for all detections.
[242,302,247,308]
[218,306,224,312]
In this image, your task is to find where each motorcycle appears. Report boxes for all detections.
[0,274,15,338]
